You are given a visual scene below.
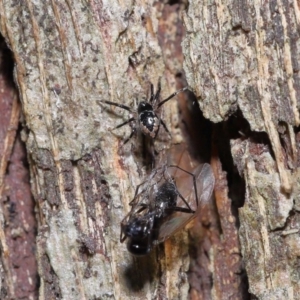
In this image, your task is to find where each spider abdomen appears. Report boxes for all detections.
[139,110,160,138]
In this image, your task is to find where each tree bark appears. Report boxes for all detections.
[0,37,37,299]
[0,0,298,300]
[183,0,300,299]
[0,1,196,299]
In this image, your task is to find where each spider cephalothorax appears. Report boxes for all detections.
[100,81,187,143]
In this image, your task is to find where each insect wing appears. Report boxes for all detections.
[195,163,215,210]
[157,212,196,243]
[164,163,204,211]
[157,163,215,242]
[172,164,202,210]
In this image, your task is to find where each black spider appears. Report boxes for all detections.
[100,81,187,144]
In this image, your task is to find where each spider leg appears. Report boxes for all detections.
[114,117,135,129]
[160,119,172,138]
[157,87,187,109]
[149,83,155,103]
[100,100,132,112]
[123,127,136,144]
[153,79,162,106]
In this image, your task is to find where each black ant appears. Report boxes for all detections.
[120,162,215,255]
[100,81,187,144]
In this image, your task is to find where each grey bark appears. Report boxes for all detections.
[0,1,191,299]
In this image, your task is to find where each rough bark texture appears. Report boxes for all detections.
[0,37,37,299]
[183,0,300,299]
[0,0,298,300]
[0,1,200,299]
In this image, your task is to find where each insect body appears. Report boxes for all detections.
[100,81,187,143]
[120,163,215,255]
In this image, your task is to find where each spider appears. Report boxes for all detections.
[100,81,187,144]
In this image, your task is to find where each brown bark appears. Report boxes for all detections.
[0,37,37,299]
[183,0,299,299]
[0,0,297,300]
[0,1,198,299]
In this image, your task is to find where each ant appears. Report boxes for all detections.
[100,81,187,144]
[120,162,215,255]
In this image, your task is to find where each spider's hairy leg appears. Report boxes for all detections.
[157,86,188,109]
[149,83,155,103]
[100,100,132,112]
[113,117,135,129]
[160,119,172,138]
[154,80,162,102]
[123,127,136,144]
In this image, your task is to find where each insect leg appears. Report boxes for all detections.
[120,223,127,242]
[129,181,148,206]
[176,190,194,211]
[120,213,132,243]
[129,168,163,206]
[135,203,150,214]
[168,165,199,207]
[165,206,195,214]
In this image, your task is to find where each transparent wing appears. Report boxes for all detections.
[167,143,196,171]
[157,212,196,243]
[157,163,215,243]
[196,164,215,207]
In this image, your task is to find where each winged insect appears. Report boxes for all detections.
[120,161,215,255]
